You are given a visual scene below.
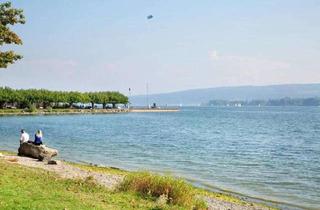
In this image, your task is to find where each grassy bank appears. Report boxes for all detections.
[67,161,277,210]
[0,159,197,210]
[0,151,277,210]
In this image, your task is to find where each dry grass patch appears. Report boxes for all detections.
[118,171,207,210]
[7,157,18,162]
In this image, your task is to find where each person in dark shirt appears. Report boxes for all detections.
[34,130,43,145]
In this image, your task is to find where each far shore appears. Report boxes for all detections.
[0,108,180,116]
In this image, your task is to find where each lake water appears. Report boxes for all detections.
[0,107,319,209]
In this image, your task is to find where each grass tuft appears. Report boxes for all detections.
[118,171,207,209]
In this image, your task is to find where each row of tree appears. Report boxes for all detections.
[0,87,129,109]
[205,97,320,107]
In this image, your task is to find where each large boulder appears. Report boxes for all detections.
[18,143,58,161]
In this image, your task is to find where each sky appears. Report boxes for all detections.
[0,0,319,95]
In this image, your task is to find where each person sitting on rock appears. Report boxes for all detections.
[20,129,30,144]
[34,130,43,145]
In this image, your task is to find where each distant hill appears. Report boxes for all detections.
[130,83,320,106]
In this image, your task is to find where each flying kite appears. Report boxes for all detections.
[147,15,153,20]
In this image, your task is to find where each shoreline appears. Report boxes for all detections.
[74,159,305,210]
[0,149,283,210]
[193,181,305,210]
[0,108,179,116]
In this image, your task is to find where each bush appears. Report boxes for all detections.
[46,106,53,112]
[26,104,37,113]
[118,171,207,209]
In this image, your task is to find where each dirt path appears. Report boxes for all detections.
[2,155,122,189]
[1,154,272,210]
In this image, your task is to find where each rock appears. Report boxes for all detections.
[48,160,58,165]
[18,143,58,161]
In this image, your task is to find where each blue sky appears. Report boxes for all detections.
[1,0,319,95]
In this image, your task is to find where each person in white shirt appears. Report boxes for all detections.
[20,129,30,144]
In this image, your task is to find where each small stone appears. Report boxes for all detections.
[48,160,58,165]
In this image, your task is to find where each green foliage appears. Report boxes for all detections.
[46,106,53,112]
[66,91,83,107]
[26,103,36,113]
[0,87,129,109]
[88,91,129,108]
[109,92,129,107]
[0,2,25,68]
[118,171,207,209]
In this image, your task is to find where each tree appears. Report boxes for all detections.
[98,92,110,109]
[66,91,86,108]
[109,92,128,108]
[88,92,99,109]
[0,87,13,108]
[0,2,25,68]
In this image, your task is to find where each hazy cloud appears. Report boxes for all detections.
[205,51,294,86]
[26,59,78,70]
[209,50,219,60]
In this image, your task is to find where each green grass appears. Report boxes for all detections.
[68,162,275,209]
[0,109,24,114]
[0,160,189,210]
[0,150,16,155]
[0,152,277,210]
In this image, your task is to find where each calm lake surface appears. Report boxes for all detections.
[0,107,319,209]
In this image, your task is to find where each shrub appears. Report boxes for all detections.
[118,171,207,209]
[26,104,37,113]
[46,106,53,112]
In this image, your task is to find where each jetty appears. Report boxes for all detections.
[129,108,179,113]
